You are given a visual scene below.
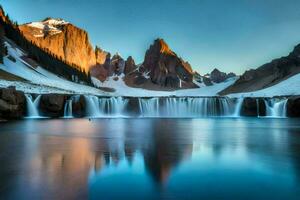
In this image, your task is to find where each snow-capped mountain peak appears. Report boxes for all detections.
[25,18,69,37]
[42,17,69,26]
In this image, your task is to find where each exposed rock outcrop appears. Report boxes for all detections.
[240,98,266,116]
[72,95,86,117]
[142,39,196,89]
[193,69,235,86]
[124,56,137,74]
[0,87,26,119]
[110,54,125,76]
[39,94,68,117]
[210,68,236,83]
[287,97,300,117]
[210,68,227,83]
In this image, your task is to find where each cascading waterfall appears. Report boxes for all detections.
[84,95,129,118]
[25,94,41,118]
[219,98,232,116]
[80,96,290,118]
[264,98,288,118]
[138,98,160,117]
[64,99,73,118]
[138,97,233,117]
[84,95,101,117]
[99,97,129,116]
[233,97,244,117]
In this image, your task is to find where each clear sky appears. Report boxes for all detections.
[1,0,300,74]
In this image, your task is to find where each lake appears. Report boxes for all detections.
[0,118,300,200]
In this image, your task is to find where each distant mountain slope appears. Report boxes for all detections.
[228,73,300,97]
[221,44,300,95]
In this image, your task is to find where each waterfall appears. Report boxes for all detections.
[138,97,232,117]
[25,94,41,118]
[218,98,232,116]
[233,97,244,117]
[138,98,160,117]
[84,96,129,118]
[84,95,101,117]
[99,97,129,117]
[64,99,73,118]
[264,98,288,118]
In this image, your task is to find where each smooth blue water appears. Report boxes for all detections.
[0,118,300,199]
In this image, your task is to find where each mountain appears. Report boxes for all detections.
[125,39,197,90]
[15,12,200,90]
[193,68,236,87]
[19,18,97,72]
[143,39,196,88]
[220,44,300,95]
[0,7,92,85]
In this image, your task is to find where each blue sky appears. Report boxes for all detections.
[1,0,300,74]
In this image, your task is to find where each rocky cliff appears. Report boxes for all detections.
[19,18,97,72]
[0,87,26,119]
[125,39,197,90]
[221,44,300,95]
[193,69,236,86]
[142,39,196,89]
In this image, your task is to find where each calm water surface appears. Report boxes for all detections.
[0,118,300,200]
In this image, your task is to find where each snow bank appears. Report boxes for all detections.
[92,75,238,97]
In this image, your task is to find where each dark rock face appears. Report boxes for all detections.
[91,53,129,81]
[72,95,86,117]
[210,69,236,83]
[124,56,137,74]
[111,54,125,76]
[125,97,140,115]
[287,97,300,117]
[221,43,300,95]
[210,69,227,83]
[142,39,197,89]
[241,98,266,116]
[194,69,236,87]
[0,87,26,119]
[202,77,213,86]
[39,94,67,117]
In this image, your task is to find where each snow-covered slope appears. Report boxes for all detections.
[0,39,110,95]
[228,73,300,97]
[92,75,238,97]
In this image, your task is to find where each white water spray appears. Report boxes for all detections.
[233,98,244,117]
[264,98,288,118]
[25,94,41,118]
[64,99,73,118]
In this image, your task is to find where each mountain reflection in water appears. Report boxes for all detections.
[0,118,300,200]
